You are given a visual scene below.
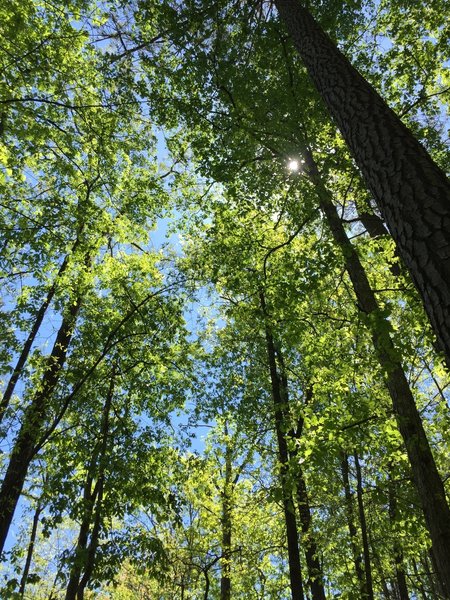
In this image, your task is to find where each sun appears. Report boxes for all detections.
[288,159,299,172]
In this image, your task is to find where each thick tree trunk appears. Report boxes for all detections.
[19,501,42,597]
[354,453,374,600]
[261,293,305,600]
[341,453,366,597]
[274,0,450,365]
[0,297,82,555]
[301,150,450,594]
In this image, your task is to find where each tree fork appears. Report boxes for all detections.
[274,0,450,364]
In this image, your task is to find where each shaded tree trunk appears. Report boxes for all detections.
[261,293,305,600]
[19,500,43,597]
[354,452,374,600]
[220,435,232,600]
[0,255,71,425]
[0,296,82,555]
[341,453,366,596]
[65,368,114,600]
[388,471,409,600]
[274,0,450,369]
[300,149,450,594]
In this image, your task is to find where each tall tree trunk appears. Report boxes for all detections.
[412,559,428,600]
[0,296,82,555]
[295,463,326,600]
[388,470,409,600]
[301,149,450,594]
[75,476,104,600]
[220,434,232,600]
[0,253,72,424]
[19,501,43,597]
[65,369,113,600]
[274,0,450,366]
[341,453,366,596]
[354,453,374,600]
[261,293,305,600]
[276,354,326,600]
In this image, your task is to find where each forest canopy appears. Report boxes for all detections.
[0,0,450,598]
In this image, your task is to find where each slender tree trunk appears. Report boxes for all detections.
[0,297,82,555]
[301,149,450,594]
[412,559,428,600]
[19,501,42,597]
[341,453,365,596]
[261,293,305,600]
[295,463,326,600]
[75,476,104,600]
[354,453,374,600]
[274,0,450,366]
[220,438,232,600]
[0,256,71,424]
[369,529,392,600]
[388,471,409,600]
[65,370,113,600]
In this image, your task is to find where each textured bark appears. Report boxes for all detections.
[274,0,450,365]
[341,453,366,597]
[301,150,450,594]
[0,297,82,555]
[19,501,42,597]
[261,293,305,600]
[354,453,374,600]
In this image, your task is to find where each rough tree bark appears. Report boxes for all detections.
[274,0,450,366]
[300,148,450,595]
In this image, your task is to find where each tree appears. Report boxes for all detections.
[274,0,450,368]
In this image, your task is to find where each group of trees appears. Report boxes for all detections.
[0,0,449,597]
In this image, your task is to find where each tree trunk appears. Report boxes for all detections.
[65,369,113,600]
[388,470,409,600]
[295,463,326,600]
[220,437,232,600]
[0,296,82,555]
[341,453,366,596]
[261,293,305,600]
[0,253,71,424]
[19,501,43,597]
[301,149,450,595]
[354,453,374,600]
[274,0,450,366]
